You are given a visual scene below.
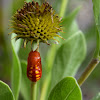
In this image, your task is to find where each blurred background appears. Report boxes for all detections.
[0,0,100,100]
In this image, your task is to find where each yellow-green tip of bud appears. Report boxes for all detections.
[9,0,64,47]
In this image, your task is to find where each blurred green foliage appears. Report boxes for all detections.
[48,77,82,100]
[0,0,100,100]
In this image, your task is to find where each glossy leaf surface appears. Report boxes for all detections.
[51,31,86,88]
[48,77,82,100]
[0,81,15,100]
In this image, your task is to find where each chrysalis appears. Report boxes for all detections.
[27,50,42,82]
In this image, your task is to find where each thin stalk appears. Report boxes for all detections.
[40,73,51,100]
[36,40,39,52]
[78,58,99,86]
[94,27,100,59]
[59,0,69,17]
[40,44,56,100]
[31,82,37,100]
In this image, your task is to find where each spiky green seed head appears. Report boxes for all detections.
[10,0,63,47]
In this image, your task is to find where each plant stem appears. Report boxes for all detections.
[40,73,51,100]
[31,82,37,100]
[59,0,69,17]
[78,58,99,86]
[36,40,39,52]
[94,28,100,59]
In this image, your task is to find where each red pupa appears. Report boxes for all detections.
[27,50,42,82]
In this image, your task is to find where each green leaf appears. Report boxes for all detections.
[20,60,31,100]
[51,31,86,88]
[61,7,80,40]
[0,81,15,100]
[48,77,82,100]
[46,7,80,79]
[11,34,21,100]
[92,93,100,100]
